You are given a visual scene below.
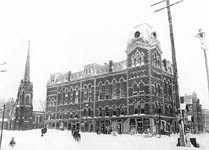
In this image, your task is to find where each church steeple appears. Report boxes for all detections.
[24,41,30,81]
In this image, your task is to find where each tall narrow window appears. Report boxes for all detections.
[75,87,79,103]
[112,105,117,116]
[112,79,117,98]
[105,107,109,116]
[88,84,92,101]
[140,102,145,114]
[83,108,87,117]
[134,102,138,114]
[98,82,103,100]
[88,107,92,117]
[105,81,109,100]
[26,95,30,105]
[120,78,125,97]
[83,85,88,101]
[98,107,102,116]
[133,83,138,95]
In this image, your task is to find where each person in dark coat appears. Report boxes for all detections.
[9,137,16,148]
[41,126,48,136]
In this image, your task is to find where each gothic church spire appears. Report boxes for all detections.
[24,41,30,81]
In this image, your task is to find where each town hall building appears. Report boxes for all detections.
[45,23,179,134]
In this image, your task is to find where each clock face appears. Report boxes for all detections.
[135,31,140,38]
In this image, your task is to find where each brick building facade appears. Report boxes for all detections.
[180,93,203,134]
[45,23,179,134]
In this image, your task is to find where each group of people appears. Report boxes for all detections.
[8,125,81,148]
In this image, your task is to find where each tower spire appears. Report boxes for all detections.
[24,40,30,81]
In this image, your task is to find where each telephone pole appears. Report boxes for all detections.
[151,0,185,146]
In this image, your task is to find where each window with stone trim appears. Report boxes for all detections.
[69,88,73,104]
[105,106,110,116]
[120,105,125,115]
[98,107,102,116]
[140,102,145,114]
[83,85,88,101]
[120,78,126,97]
[88,84,92,101]
[112,79,117,98]
[98,82,103,100]
[134,102,139,114]
[112,105,117,116]
[88,107,92,117]
[26,95,30,105]
[83,108,87,117]
[133,82,138,95]
[75,87,79,103]
[105,81,110,100]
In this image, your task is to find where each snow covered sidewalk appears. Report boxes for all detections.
[1,129,209,150]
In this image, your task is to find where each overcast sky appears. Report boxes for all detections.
[0,0,209,110]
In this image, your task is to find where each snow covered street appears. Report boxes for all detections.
[1,129,209,150]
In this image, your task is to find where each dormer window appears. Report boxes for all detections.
[135,31,141,38]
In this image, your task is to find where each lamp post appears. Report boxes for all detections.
[195,29,209,100]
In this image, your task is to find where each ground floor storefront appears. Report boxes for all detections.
[45,115,178,135]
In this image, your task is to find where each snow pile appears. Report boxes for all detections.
[1,129,209,150]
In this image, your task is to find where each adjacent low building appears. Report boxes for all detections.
[202,109,209,133]
[180,93,203,134]
[45,23,179,134]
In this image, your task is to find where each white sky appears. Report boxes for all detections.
[0,0,209,110]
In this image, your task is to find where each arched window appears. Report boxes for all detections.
[139,82,144,91]
[88,84,92,101]
[83,108,87,117]
[140,102,145,114]
[104,81,110,100]
[26,95,30,105]
[134,102,138,114]
[98,82,103,100]
[112,79,117,98]
[75,87,79,103]
[120,78,125,97]
[98,107,102,116]
[83,85,88,101]
[133,83,138,95]
[105,107,109,116]
[112,105,117,116]
[120,105,125,116]
[164,80,167,96]
[88,107,92,117]
[70,88,73,104]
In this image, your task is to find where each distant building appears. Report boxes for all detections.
[0,118,8,129]
[32,111,45,129]
[180,93,203,134]
[45,23,179,134]
[202,109,209,133]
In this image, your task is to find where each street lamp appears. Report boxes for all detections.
[195,29,209,100]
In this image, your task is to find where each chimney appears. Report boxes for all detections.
[109,60,113,72]
[68,71,71,81]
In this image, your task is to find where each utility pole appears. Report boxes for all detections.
[151,0,185,146]
[0,104,5,150]
[195,29,209,101]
